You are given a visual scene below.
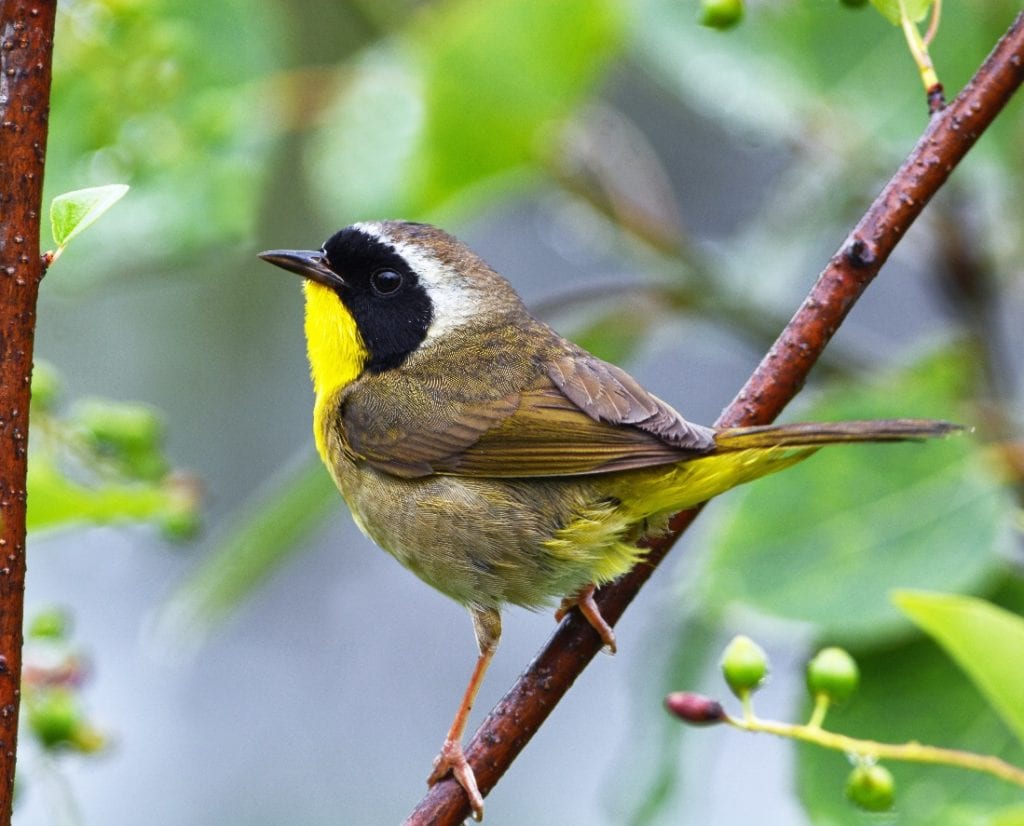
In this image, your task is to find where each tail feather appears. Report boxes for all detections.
[714,419,962,451]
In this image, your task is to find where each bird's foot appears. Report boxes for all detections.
[428,737,484,821]
[555,584,617,653]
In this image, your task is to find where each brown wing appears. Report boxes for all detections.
[341,346,714,479]
[433,382,711,477]
[547,351,716,450]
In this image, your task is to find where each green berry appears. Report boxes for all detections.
[699,0,744,29]
[28,689,81,749]
[807,647,859,704]
[30,361,61,411]
[721,635,768,697]
[69,723,106,754]
[846,763,895,812]
[28,607,71,641]
[160,504,200,542]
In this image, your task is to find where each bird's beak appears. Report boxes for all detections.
[258,249,347,290]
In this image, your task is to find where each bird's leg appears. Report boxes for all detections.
[427,606,501,821]
[555,583,617,653]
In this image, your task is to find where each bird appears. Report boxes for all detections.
[259,220,957,820]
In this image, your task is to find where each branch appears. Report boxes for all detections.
[0,2,58,822]
[406,12,1024,824]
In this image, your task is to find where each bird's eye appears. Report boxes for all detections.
[370,268,404,296]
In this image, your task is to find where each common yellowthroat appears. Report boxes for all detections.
[260,221,955,819]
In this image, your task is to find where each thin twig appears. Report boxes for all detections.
[900,0,940,90]
[924,0,942,48]
[728,713,1024,788]
[0,2,59,822]
[406,12,1024,824]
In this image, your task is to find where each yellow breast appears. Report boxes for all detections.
[304,281,368,464]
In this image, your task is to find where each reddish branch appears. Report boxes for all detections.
[0,1,57,821]
[407,11,1024,824]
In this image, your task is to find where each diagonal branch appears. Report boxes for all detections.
[407,10,1024,824]
[0,2,57,822]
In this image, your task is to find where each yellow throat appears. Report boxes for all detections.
[303,281,367,462]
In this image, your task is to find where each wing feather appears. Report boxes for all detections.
[435,386,702,477]
[340,340,714,479]
[547,352,716,450]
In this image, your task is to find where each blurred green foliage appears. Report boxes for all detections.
[23,605,106,768]
[28,361,199,538]
[309,0,622,219]
[45,0,280,262]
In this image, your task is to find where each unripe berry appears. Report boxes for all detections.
[846,763,895,812]
[807,647,859,704]
[27,689,81,749]
[160,504,200,542]
[721,635,768,697]
[69,722,106,754]
[699,0,743,30]
[28,607,71,641]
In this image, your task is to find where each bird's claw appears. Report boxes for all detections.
[556,585,617,653]
[429,737,484,821]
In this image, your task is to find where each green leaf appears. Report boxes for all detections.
[894,590,1024,748]
[870,0,935,26]
[50,184,129,249]
[698,349,1014,646]
[154,451,338,648]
